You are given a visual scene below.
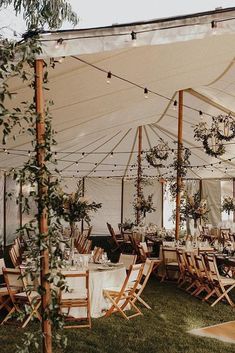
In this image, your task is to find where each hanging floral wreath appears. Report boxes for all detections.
[202,134,225,157]
[213,114,235,141]
[145,140,169,167]
[194,121,226,157]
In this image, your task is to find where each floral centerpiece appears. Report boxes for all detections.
[180,191,209,227]
[221,196,235,215]
[51,182,102,238]
[118,218,135,231]
[133,194,155,218]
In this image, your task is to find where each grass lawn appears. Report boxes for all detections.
[1,278,235,353]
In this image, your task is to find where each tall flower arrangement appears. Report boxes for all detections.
[51,182,102,237]
[133,194,155,218]
[180,191,209,226]
[221,196,235,215]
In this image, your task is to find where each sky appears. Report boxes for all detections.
[0,0,235,38]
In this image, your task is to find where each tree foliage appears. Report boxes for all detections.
[0,0,78,30]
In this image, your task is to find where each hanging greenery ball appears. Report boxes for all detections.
[213,114,235,141]
[146,142,169,167]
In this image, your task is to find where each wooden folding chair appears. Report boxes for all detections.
[60,270,91,328]
[0,259,12,316]
[203,255,235,307]
[118,253,137,270]
[81,239,92,254]
[184,251,200,293]
[103,263,144,320]
[93,247,104,263]
[176,249,189,288]
[131,258,155,309]
[107,222,126,252]
[9,246,20,268]
[192,254,212,298]
[138,244,162,278]
[2,268,41,327]
[220,228,231,246]
[161,247,179,281]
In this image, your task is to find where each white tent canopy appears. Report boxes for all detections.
[3,7,235,180]
[2,7,235,241]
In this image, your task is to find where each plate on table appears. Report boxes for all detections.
[97,265,115,271]
[108,262,123,267]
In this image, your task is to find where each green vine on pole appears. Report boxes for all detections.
[0,1,79,352]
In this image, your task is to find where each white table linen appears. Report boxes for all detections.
[62,263,126,318]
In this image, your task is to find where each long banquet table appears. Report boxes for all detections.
[62,263,126,318]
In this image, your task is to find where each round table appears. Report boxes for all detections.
[62,263,126,318]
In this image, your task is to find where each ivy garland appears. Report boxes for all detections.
[0,37,70,351]
[171,144,191,178]
[133,155,154,223]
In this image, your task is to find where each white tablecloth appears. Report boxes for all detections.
[62,263,126,318]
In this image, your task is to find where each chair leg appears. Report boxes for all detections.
[22,301,41,328]
[104,295,129,320]
[132,295,151,309]
[1,306,16,325]
[211,284,235,307]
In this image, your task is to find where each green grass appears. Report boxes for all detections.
[1,279,235,353]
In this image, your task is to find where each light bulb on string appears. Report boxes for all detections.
[106,71,112,84]
[55,38,64,49]
[173,100,178,111]
[110,152,114,158]
[81,152,85,159]
[144,87,149,99]
[199,110,204,119]
[131,31,137,46]
[211,20,218,34]
[57,56,65,64]
[28,150,31,157]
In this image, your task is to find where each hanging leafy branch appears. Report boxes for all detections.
[0,0,78,30]
[171,143,191,178]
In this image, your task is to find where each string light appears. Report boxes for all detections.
[28,150,31,157]
[131,31,137,41]
[106,71,112,84]
[199,110,203,119]
[110,152,114,158]
[211,20,217,29]
[173,100,178,110]
[211,20,218,35]
[144,87,149,99]
[55,38,64,49]
[81,152,85,159]
[72,56,233,120]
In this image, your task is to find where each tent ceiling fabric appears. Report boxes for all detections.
[3,8,235,179]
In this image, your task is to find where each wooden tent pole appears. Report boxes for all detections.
[137,126,143,225]
[81,177,85,233]
[35,59,52,353]
[3,172,6,250]
[121,177,124,226]
[175,91,183,240]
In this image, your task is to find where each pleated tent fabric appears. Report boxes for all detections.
[2,7,235,180]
